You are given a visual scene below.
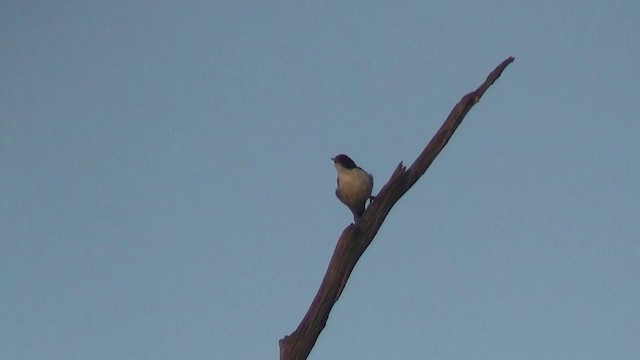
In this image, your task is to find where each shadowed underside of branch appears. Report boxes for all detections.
[279,57,515,360]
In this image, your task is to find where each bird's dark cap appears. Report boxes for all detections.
[332,154,357,169]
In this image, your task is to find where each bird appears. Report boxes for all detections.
[332,154,373,222]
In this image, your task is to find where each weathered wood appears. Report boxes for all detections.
[279,57,515,360]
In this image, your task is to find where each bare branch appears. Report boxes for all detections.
[279,56,515,360]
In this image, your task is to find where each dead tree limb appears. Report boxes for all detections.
[279,56,515,360]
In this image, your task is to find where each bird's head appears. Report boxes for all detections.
[332,154,357,170]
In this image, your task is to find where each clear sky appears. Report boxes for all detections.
[2,1,639,359]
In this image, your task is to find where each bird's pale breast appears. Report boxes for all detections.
[336,167,373,206]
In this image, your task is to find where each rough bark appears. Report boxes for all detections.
[279,57,515,360]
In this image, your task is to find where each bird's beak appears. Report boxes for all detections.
[331,157,335,162]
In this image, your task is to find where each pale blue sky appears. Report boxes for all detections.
[2,1,639,359]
